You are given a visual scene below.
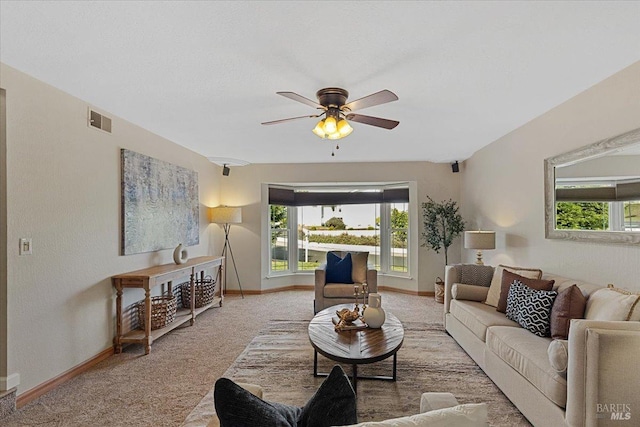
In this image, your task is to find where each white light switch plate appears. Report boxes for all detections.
[19,238,32,255]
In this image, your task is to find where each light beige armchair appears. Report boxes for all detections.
[314,251,378,313]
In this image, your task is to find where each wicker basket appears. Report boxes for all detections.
[434,277,445,304]
[180,276,216,308]
[137,295,177,330]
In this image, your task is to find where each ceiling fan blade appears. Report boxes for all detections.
[343,89,398,112]
[346,113,399,130]
[276,91,324,109]
[261,114,322,125]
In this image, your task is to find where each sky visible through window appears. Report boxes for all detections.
[299,204,378,228]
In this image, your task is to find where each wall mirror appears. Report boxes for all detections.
[544,127,640,245]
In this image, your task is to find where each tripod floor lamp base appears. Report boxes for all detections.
[220,223,243,298]
[211,206,244,299]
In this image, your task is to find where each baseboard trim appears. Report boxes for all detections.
[17,347,114,408]
[225,285,314,295]
[226,286,434,296]
[378,286,434,297]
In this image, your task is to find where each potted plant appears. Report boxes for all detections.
[421,196,465,302]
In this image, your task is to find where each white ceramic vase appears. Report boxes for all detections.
[363,293,385,328]
[173,243,189,265]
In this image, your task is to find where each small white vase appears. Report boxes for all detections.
[363,293,385,328]
[173,243,189,265]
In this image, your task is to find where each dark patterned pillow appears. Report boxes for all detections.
[506,281,558,337]
[456,264,494,287]
[497,270,555,313]
[214,365,357,427]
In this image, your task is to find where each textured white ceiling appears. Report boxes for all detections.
[1,1,639,164]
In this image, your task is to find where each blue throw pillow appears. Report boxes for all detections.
[325,252,353,284]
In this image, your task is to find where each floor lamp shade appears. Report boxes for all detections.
[210,206,242,224]
[464,231,495,265]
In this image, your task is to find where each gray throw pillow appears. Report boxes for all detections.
[214,365,357,427]
[456,264,494,287]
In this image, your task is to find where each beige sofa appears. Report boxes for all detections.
[444,264,640,427]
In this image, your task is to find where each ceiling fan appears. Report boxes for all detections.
[261,87,399,144]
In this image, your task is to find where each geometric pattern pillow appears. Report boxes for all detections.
[456,264,494,287]
[485,265,543,308]
[497,270,555,313]
[506,281,558,337]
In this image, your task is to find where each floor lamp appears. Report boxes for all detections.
[211,206,244,298]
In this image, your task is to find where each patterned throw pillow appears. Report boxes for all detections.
[497,270,555,313]
[506,281,558,337]
[485,265,543,308]
[456,264,494,287]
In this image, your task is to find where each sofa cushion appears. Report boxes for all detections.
[485,265,542,308]
[326,252,354,284]
[486,326,567,408]
[497,270,555,313]
[585,285,640,321]
[343,403,488,427]
[449,300,519,342]
[550,284,587,339]
[324,283,358,298]
[505,282,558,337]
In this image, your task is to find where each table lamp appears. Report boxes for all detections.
[464,231,496,265]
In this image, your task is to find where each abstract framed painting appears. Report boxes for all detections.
[121,149,199,255]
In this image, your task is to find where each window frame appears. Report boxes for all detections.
[265,182,411,278]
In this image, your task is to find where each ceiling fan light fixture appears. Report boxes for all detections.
[337,119,353,137]
[324,116,337,134]
[312,119,326,138]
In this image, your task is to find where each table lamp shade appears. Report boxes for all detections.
[210,206,242,224]
[464,231,496,250]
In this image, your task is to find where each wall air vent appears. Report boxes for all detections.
[88,109,112,133]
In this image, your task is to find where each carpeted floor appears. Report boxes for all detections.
[185,320,530,426]
[2,290,530,426]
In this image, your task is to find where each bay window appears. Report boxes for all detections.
[267,183,411,277]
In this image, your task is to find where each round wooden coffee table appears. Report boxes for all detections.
[308,304,404,393]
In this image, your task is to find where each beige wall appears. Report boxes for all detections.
[217,162,461,295]
[461,61,640,290]
[1,63,223,394]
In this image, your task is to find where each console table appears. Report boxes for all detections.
[112,256,224,354]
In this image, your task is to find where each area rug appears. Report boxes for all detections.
[183,320,531,426]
